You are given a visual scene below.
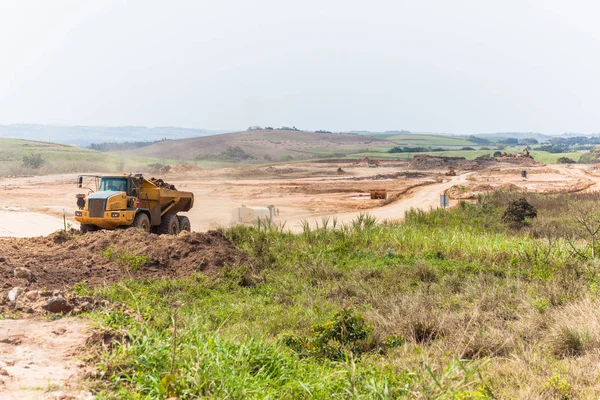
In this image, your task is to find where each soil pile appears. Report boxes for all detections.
[149,177,177,190]
[263,166,307,175]
[0,229,247,298]
[408,155,495,171]
[349,171,427,181]
[446,185,476,200]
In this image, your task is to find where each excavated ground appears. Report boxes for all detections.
[0,228,247,300]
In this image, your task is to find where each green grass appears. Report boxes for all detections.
[527,151,583,163]
[366,134,476,147]
[76,191,600,398]
[0,138,234,175]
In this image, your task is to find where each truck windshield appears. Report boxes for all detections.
[99,178,127,192]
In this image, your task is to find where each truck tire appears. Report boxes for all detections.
[133,213,151,232]
[80,224,97,233]
[177,216,191,232]
[159,214,179,235]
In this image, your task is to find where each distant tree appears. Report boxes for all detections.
[519,138,539,145]
[466,135,491,145]
[499,138,519,145]
[22,153,45,169]
[220,146,252,160]
[89,141,160,152]
[493,151,502,157]
[247,126,263,131]
[460,146,475,151]
[536,145,567,153]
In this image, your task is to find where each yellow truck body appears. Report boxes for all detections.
[74,174,194,234]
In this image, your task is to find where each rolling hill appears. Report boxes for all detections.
[118,130,478,161]
[0,124,226,147]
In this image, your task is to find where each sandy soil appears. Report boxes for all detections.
[1,158,600,398]
[0,211,71,238]
[0,318,93,399]
[2,160,600,237]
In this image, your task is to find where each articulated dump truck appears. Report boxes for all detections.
[74,174,194,234]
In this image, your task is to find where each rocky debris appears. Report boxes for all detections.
[349,171,427,181]
[0,229,248,302]
[337,167,345,174]
[149,177,177,190]
[263,166,307,175]
[8,287,22,302]
[408,155,498,171]
[42,297,74,314]
[13,267,32,280]
[3,289,111,316]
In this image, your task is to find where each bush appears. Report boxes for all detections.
[282,308,374,360]
[557,157,576,164]
[501,198,537,224]
[22,153,45,169]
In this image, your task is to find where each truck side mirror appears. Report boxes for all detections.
[77,176,83,188]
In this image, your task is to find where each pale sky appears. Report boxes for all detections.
[1,0,600,134]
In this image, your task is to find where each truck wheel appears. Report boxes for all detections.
[133,213,151,232]
[159,214,179,235]
[177,216,191,232]
[80,224,97,233]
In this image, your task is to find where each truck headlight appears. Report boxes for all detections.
[111,212,120,218]
[75,211,82,217]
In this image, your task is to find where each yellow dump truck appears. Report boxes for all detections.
[74,174,194,234]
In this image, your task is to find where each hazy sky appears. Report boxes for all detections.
[1,0,600,134]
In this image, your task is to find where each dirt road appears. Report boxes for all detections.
[280,174,467,231]
[0,211,73,238]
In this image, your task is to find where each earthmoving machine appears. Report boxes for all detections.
[74,174,194,234]
[370,188,387,200]
[445,167,456,176]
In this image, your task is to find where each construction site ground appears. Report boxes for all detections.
[1,157,600,398]
[1,159,599,237]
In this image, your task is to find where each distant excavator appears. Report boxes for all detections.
[74,174,194,234]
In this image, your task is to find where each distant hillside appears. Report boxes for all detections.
[0,124,228,147]
[119,130,401,161]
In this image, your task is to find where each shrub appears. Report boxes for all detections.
[557,157,576,164]
[282,308,374,360]
[22,153,45,169]
[501,198,537,224]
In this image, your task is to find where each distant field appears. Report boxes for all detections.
[0,138,230,176]
[368,133,475,146]
[5,134,586,173]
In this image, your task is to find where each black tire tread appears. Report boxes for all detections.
[159,214,179,235]
[133,213,151,232]
[177,215,191,232]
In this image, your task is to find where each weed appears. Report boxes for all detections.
[101,245,150,276]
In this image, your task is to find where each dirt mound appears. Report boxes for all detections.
[446,185,476,200]
[349,171,427,181]
[499,183,524,192]
[149,177,177,190]
[496,156,537,166]
[263,166,307,175]
[0,229,247,299]
[408,155,494,171]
